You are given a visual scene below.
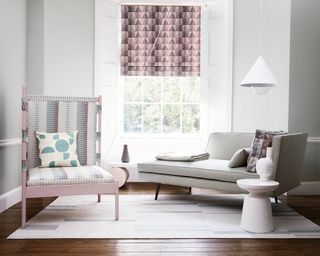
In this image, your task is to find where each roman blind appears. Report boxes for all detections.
[121,5,201,76]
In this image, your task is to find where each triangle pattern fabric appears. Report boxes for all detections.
[121,5,201,76]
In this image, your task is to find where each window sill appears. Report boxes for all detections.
[118,134,206,147]
[120,133,203,140]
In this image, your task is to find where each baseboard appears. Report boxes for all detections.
[0,186,21,213]
[288,181,320,195]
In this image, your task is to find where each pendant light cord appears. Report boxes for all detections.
[259,0,263,52]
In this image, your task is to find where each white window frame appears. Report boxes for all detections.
[116,1,213,141]
[94,0,233,161]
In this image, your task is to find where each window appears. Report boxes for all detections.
[122,76,200,134]
[121,5,201,135]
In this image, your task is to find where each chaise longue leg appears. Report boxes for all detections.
[155,183,161,200]
[98,194,101,202]
[188,187,192,194]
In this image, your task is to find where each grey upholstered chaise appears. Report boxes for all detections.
[138,133,308,201]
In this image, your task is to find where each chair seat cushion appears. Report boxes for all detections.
[27,165,115,187]
[138,159,259,183]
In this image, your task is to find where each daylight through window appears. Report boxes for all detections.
[122,76,200,134]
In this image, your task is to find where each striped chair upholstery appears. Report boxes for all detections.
[22,96,101,170]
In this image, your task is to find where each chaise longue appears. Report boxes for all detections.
[138,132,308,201]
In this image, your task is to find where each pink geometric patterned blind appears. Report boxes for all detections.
[121,5,201,76]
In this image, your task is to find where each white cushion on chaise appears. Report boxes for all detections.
[138,159,259,183]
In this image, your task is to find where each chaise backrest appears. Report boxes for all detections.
[22,95,102,170]
[206,133,253,160]
[206,132,308,196]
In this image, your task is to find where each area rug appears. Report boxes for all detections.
[9,194,320,239]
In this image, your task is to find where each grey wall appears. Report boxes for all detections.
[232,0,291,132]
[0,146,21,195]
[27,0,94,96]
[0,0,26,194]
[289,0,320,181]
[44,0,94,96]
[289,0,320,137]
[0,0,93,195]
[26,0,44,95]
[303,143,320,181]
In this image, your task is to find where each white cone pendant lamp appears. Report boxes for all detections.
[240,56,277,95]
[240,0,278,95]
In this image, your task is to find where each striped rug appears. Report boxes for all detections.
[9,194,320,239]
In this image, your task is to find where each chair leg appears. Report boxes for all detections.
[275,197,279,204]
[155,183,161,200]
[98,194,101,202]
[21,196,26,228]
[115,183,119,221]
[188,187,192,194]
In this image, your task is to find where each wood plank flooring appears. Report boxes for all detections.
[0,183,319,255]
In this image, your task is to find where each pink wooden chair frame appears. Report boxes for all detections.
[21,86,119,228]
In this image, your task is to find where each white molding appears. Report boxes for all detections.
[308,137,320,144]
[0,186,22,213]
[288,181,320,195]
[0,138,21,148]
[94,0,101,96]
[226,0,234,132]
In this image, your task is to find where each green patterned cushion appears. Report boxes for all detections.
[35,131,81,167]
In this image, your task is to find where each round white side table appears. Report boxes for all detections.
[107,162,134,188]
[237,179,279,233]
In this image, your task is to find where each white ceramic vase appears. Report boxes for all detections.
[256,147,273,182]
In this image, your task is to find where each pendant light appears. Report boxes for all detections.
[240,0,278,94]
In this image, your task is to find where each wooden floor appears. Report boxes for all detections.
[0,183,320,256]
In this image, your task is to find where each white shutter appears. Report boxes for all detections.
[95,0,121,161]
[201,0,233,132]
[95,0,120,93]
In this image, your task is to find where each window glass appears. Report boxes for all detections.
[122,76,200,134]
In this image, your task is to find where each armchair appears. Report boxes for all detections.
[21,87,119,228]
